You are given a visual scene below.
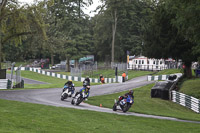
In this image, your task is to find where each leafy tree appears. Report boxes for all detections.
[0,0,46,69]
[169,0,200,63]
[143,0,198,78]
[44,0,94,70]
[93,0,154,62]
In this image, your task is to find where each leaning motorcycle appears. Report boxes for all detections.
[61,86,74,101]
[71,91,87,105]
[113,95,134,113]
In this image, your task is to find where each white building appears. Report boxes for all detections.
[127,56,173,70]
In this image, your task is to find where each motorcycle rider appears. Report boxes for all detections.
[74,85,90,99]
[117,90,134,104]
[83,76,90,87]
[63,80,75,95]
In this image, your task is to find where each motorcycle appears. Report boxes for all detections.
[71,91,88,105]
[61,85,74,101]
[113,95,134,113]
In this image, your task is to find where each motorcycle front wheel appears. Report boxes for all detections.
[122,103,128,113]
[76,97,83,105]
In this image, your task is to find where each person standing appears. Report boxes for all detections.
[122,72,126,82]
[100,74,104,84]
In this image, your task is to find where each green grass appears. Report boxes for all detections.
[14,62,30,67]
[179,78,200,99]
[86,84,200,121]
[153,69,182,75]
[81,69,116,78]
[57,69,154,80]
[127,70,154,79]
[56,71,71,76]
[7,71,99,89]
[0,99,200,133]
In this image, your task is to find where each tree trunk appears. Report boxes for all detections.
[75,59,79,68]
[66,58,70,72]
[51,53,54,66]
[111,10,117,63]
[184,62,192,78]
[78,0,81,18]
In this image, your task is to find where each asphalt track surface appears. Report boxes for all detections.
[0,76,200,124]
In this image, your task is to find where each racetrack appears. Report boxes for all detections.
[0,76,200,124]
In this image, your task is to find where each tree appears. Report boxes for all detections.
[143,0,198,78]
[44,0,94,71]
[169,0,200,63]
[93,0,154,62]
[0,0,46,69]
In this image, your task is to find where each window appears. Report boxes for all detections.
[136,60,137,64]
[139,60,141,64]
[153,61,155,64]
[142,60,144,64]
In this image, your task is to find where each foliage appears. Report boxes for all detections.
[0,0,47,64]
[2,0,200,75]
[170,0,200,56]
[92,0,154,62]
[43,0,95,68]
[143,0,200,78]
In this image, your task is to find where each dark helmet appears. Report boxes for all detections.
[68,80,72,85]
[129,90,133,95]
[86,76,90,81]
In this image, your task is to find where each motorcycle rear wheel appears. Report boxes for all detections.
[113,104,117,111]
[71,99,75,105]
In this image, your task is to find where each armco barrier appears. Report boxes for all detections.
[17,67,121,83]
[172,90,200,113]
[0,79,12,89]
[147,73,183,81]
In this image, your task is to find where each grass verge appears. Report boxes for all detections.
[86,84,200,121]
[153,69,182,75]
[56,69,154,79]
[6,71,99,89]
[179,78,200,99]
[0,99,200,133]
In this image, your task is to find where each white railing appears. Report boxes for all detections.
[172,91,200,113]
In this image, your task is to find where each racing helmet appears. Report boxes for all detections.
[129,90,134,95]
[68,80,72,85]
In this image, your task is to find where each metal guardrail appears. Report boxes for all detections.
[0,79,12,89]
[149,73,200,113]
[147,73,183,81]
[172,91,200,113]
[27,67,122,83]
